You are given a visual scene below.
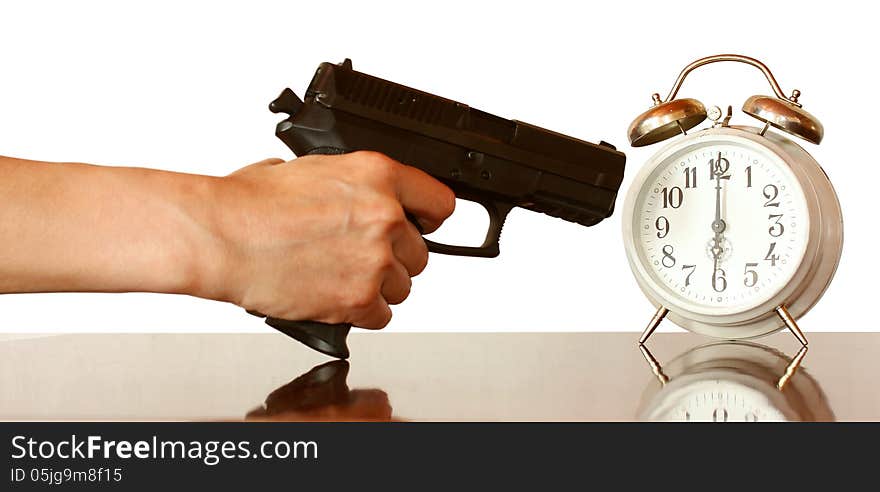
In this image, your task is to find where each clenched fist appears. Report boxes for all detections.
[207,151,455,328]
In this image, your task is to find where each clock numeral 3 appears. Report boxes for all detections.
[768,214,784,237]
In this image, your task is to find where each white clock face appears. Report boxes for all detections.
[650,380,788,422]
[632,138,810,315]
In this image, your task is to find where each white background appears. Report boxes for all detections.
[0,0,876,334]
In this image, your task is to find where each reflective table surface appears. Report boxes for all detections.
[1,332,877,421]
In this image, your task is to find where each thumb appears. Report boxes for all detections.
[229,157,286,176]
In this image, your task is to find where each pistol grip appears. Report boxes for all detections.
[266,318,351,359]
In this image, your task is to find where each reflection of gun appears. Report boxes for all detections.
[261,59,626,359]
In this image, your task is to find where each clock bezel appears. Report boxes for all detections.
[622,126,843,339]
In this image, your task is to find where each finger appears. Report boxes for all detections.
[391,221,429,276]
[392,163,456,233]
[380,260,412,305]
[352,294,392,330]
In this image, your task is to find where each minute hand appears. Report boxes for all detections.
[710,153,728,260]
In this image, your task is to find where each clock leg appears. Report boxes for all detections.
[638,306,668,345]
[776,344,808,391]
[775,305,808,346]
[638,344,669,386]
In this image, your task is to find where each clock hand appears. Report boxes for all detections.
[710,152,726,262]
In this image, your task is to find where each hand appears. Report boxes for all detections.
[203,151,455,329]
[710,153,728,262]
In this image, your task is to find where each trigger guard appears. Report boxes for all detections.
[422,199,513,258]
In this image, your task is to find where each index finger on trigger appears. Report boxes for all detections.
[392,163,456,234]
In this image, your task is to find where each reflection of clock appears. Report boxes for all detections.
[637,341,833,422]
[623,55,843,346]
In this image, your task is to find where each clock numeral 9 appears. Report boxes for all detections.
[744,263,759,287]
[655,216,669,238]
[712,268,727,292]
[764,242,780,266]
[661,186,683,209]
[661,244,676,268]
[763,184,780,207]
[768,214,784,237]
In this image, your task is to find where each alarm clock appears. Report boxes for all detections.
[622,55,843,345]
[636,341,833,422]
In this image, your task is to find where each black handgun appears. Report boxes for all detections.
[259,59,626,359]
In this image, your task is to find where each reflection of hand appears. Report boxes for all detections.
[248,389,394,422]
[246,360,395,422]
[206,152,455,329]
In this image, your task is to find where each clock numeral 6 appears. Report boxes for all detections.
[712,268,727,292]
[744,263,759,287]
[661,186,683,209]
[661,244,676,268]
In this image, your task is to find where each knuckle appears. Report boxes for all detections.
[353,151,396,180]
[364,198,405,230]
[370,246,397,272]
[346,284,378,310]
